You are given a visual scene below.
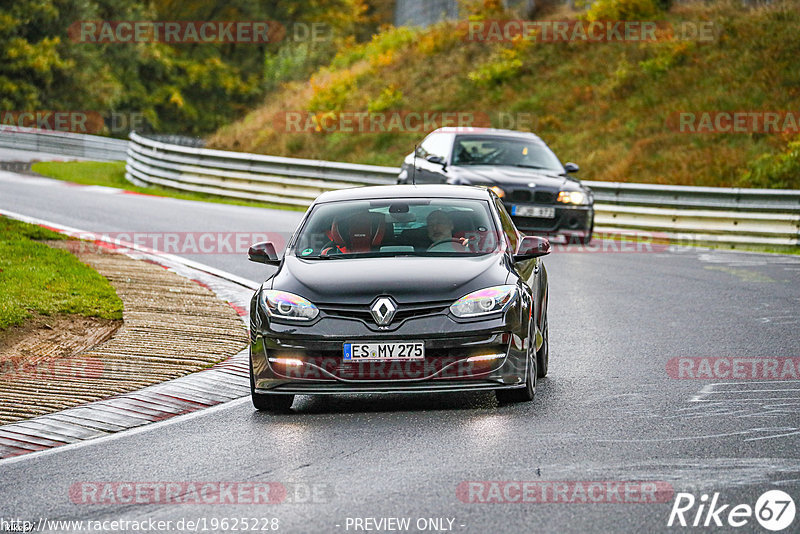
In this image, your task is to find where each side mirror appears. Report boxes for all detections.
[426,155,446,166]
[563,162,580,173]
[514,236,551,261]
[248,241,281,266]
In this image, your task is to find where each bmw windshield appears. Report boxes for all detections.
[452,135,564,173]
[293,198,502,259]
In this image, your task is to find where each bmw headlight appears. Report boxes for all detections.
[260,290,319,321]
[557,190,586,205]
[450,285,517,318]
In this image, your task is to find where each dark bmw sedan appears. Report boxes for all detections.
[398,128,594,244]
[247,185,550,412]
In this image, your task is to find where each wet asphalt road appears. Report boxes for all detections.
[1,170,800,533]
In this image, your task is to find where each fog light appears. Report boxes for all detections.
[268,357,303,367]
[466,353,505,363]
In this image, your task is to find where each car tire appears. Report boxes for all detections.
[536,309,549,378]
[496,325,537,404]
[252,392,294,413]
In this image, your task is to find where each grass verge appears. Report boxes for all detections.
[0,217,123,330]
[30,161,304,212]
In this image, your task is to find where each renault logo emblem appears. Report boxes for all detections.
[370,297,397,326]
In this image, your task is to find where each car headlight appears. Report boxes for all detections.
[260,290,319,321]
[489,186,506,199]
[450,285,517,318]
[557,191,586,205]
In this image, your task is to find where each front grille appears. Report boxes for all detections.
[318,301,451,326]
[508,190,556,204]
[534,191,557,203]
[508,190,531,202]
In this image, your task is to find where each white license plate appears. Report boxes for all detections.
[513,206,556,218]
[343,342,424,361]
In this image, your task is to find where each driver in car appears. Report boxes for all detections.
[426,210,470,250]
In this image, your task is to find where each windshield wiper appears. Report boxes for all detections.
[302,254,349,260]
[510,164,559,171]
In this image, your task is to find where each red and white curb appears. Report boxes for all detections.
[0,209,261,460]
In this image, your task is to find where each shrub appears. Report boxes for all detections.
[639,41,694,76]
[263,42,337,93]
[367,85,404,112]
[330,26,418,70]
[467,50,523,86]
[585,0,661,21]
[738,137,800,189]
[467,37,530,87]
[307,69,359,112]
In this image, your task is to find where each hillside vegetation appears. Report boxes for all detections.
[1,0,381,136]
[209,0,800,188]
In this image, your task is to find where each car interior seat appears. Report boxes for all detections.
[326,212,386,253]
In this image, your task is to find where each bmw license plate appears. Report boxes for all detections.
[343,342,424,361]
[512,205,556,218]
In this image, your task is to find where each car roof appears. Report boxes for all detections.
[313,184,493,204]
[432,127,544,142]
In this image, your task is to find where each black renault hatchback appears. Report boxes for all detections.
[247,184,550,412]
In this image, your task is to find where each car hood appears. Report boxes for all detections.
[453,165,580,190]
[269,254,509,305]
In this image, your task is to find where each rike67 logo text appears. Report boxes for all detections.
[668,490,796,531]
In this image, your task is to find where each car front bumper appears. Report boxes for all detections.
[505,202,594,237]
[250,313,531,395]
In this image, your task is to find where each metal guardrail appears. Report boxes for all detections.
[125,132,399,206]
[126,132,800,247]
[588,181,800,247]
[0,126,795,247]
[0,125,128,161]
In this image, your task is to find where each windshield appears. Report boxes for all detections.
[451,136,564,172]
[293,198,501,259]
